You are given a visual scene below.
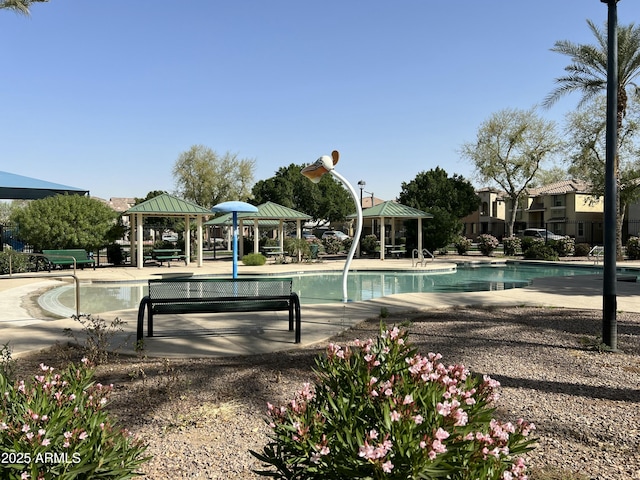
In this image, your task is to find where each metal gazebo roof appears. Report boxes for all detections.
[124,193,211,215]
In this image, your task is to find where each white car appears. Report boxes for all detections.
[521,228,565,241]
[322,231,350,241]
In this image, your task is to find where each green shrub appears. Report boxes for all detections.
[550,237,575,257]
[574,243,591,257]
[252,325,536,479]
[0,359,150,479]
[342,237,353,251]
[0,251,32,275]
[502,236,521,256]
[63,315,128,365]
[626,237,640,260]
[453,235,472,255]
[242,253,267,266]
[323,237,343,254]
[520,237,538,254]
[476,234,499,256]
[106,244,125,265]
[361,234,379,255]
[523,242,559,261]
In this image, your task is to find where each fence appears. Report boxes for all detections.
[461,220,640,246]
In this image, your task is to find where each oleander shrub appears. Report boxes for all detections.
[574,243,591,257]
[323,237,342,255]
[476,234,499,256]
[0,359,150,479]
[502,236,521,256]
[550,237,575,257]
[453,235,472,255]
[252,326,536,479]
[242,252,267,266]
[626,236,640,260]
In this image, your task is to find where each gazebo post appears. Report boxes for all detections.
[136,212,144,269]
[197,216,203,267]
[184,216,191,265]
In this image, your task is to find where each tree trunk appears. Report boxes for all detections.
[617,201,625,261]
[507,195,519,237]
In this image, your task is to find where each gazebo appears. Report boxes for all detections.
[123,193,211,269]
[350,200,433,260]
[206,201,312,257]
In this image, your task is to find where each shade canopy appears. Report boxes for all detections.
[211,201,259,278]
[0,171,89,200]
[211,201,258,214]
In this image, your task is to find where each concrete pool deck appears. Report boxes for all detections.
[1,256,640,358]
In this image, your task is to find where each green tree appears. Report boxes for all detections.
[252,163,353,223]
[460,108,562,237]
[0,0,47,15]
[10,195,117,251]
[398,167,480,252]
[0,200,28,224]
[530,165,570,187]
[565,96,640,241]
[544,20,640,257]
[173,145,255,209]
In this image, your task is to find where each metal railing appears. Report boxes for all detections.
[1,252,80,317]
[412,248,434,267]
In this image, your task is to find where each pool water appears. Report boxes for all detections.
[40,263,613,317]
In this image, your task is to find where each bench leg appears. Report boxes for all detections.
[291,293,301,344]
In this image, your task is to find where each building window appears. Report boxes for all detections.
[578,222,584,237]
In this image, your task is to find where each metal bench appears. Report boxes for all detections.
[41,249,96,272]
[136,277,301,345]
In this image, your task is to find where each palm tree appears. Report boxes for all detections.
[544,20,640,258]
[0,0,48,16]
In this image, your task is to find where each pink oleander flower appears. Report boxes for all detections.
[390,410,401,422]
[382,460,394,473]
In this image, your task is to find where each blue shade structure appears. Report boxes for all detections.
[211,201,259,278]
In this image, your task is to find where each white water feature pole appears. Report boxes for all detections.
[301,150,363,302]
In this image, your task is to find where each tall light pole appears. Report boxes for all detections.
[601,0,619,350]
[358,180,366,207]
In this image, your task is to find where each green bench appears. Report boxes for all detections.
[145,248,187,267]
[42,249,96,272]
[136,277,301,345]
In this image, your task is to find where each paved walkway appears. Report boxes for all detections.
[1,256,639,358]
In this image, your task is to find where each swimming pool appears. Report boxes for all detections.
[39,262,618,317]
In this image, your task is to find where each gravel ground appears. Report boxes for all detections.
[14,306,640,479]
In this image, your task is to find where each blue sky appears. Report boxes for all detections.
[2,1,638,203]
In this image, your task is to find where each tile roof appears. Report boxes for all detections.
[527,179,592,196]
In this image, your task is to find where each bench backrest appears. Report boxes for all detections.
[148,277,293,300]
[42,249,92,261]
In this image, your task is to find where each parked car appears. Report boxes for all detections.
[321,230,350,241]
[521,228,565,241]
[161,231,179,242]
[288,232,317,241]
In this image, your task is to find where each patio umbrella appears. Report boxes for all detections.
[211,201,258,278]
